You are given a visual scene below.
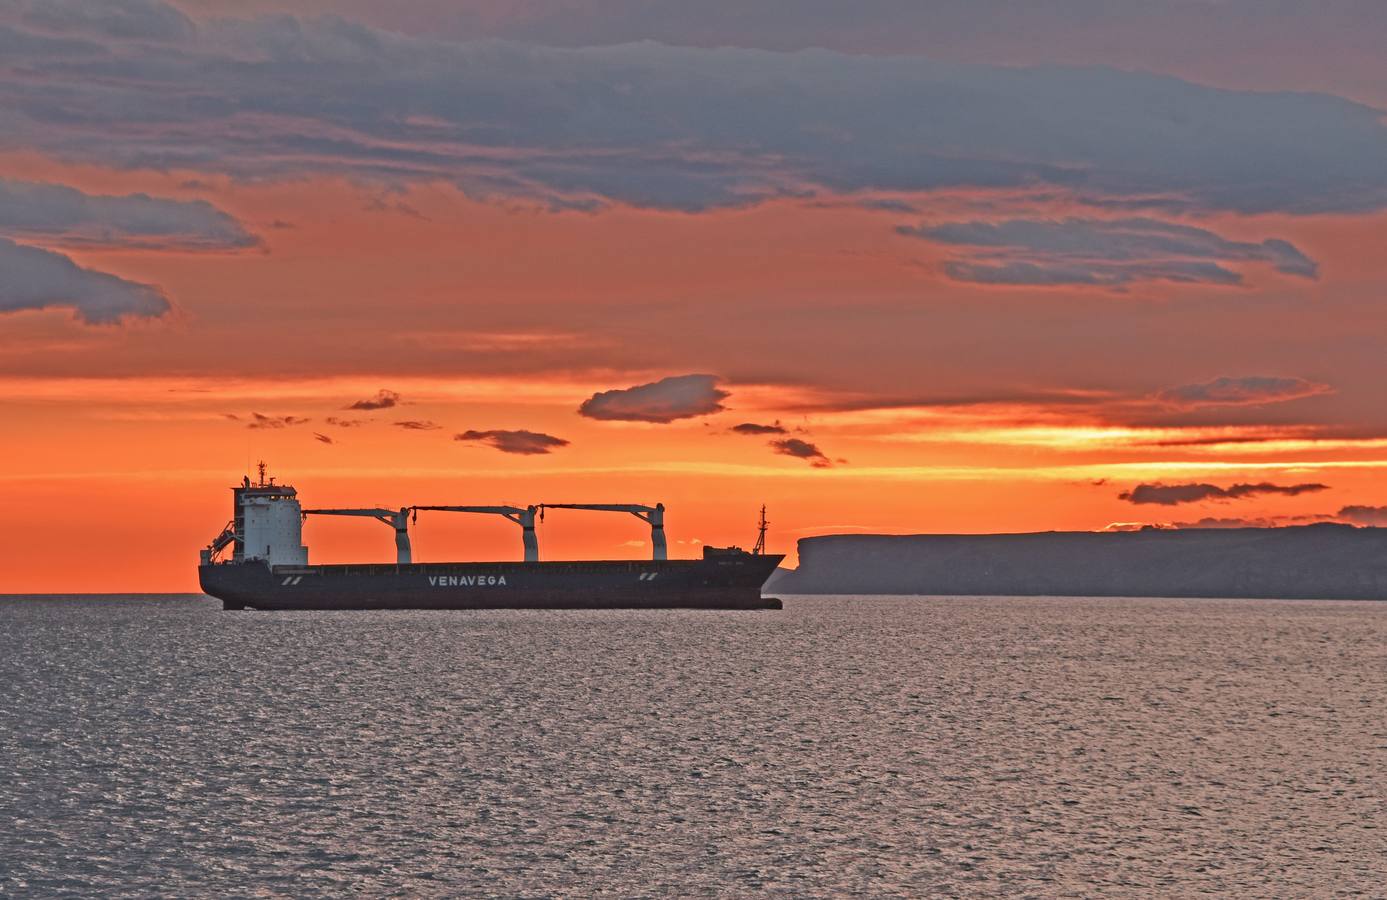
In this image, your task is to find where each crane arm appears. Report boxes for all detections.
[303,507,395,519]
[541,503,659,515]
[301,507,412,564]
[413,505,527,519]
[410,505,540,561]
[537,502,667,561]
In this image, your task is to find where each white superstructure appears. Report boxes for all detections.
[197,464,311,567]
[239,482,309,566]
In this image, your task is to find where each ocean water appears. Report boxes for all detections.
[1,595,1383,897]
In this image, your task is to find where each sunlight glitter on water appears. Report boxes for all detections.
[1,594,1384,896]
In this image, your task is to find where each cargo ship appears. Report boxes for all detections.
[198,466,783,610]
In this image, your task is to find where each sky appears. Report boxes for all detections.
[3,0,1387,591]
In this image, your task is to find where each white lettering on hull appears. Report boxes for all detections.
[427,575,508,587]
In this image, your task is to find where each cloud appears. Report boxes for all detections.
[777,387,1119,415]
[771,437,833,467]
[1336,505,1387,526]
[731,421,787,435]
[902,217,1318,289]
[364,195,430,220]
[324,416,365,427]
[347,389,401,410]
[860,198,918,213]
[940,259,1242,288]
[455,429,571,455]
[0,237,169,323]
[364,1,1385,76]
[1105,515,1309,530]
[0,178,256,250]
[0,177,253,324]
[579,374,728,423]
[2,6,1386,215]
[1154,376,1333,409]
[1119,482,1329,505]
[1172,516,1281,529]
[313,432,334,444]
[246,412,310,429]
[393,420,441,430]
[11,0,194,41]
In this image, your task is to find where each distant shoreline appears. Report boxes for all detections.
[769,524,1387,601]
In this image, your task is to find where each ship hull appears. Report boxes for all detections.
[199,555,784,611]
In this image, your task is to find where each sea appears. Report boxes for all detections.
[1,594,1383,897]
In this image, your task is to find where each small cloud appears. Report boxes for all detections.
[1336,505,1387,526]
[579,374,728,423]
[900,217,1319,290]
[1119,482,1329,506]
[223,413,240,421]
[325,416,365,428]
[620,539,647,548]
[771,437,833,468]
[861,198,918,213]
[268,219,295,230]
[347,389,401,411]
[455,429,571,455]
[364,196,430,220]
[394,420,442,430]
[731,421,787,435]
[1153,376,1333,410]
[247,413,310,429]
[313,432,334,444]
[1172,516,1280,529]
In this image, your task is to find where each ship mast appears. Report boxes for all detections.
[752,504,769,555]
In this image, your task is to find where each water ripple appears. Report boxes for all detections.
[1,595,1384,896]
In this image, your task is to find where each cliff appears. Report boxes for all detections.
[772,524,1387,599]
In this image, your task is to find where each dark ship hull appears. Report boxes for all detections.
[200,553,784,611]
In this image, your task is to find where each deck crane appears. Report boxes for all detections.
[204,521,237,561]
[301,507,412,564]
[410,505,540,562]
[539,503,667,561]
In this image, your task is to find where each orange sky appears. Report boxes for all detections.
[3,2,1387,591]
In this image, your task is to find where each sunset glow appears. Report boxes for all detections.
[3,1,1387,591]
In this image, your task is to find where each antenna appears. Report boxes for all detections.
[753,504,769,555]
[257,460,267,486]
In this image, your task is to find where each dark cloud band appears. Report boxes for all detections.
[3,5,1386,216]
[1120,482,1329,505]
